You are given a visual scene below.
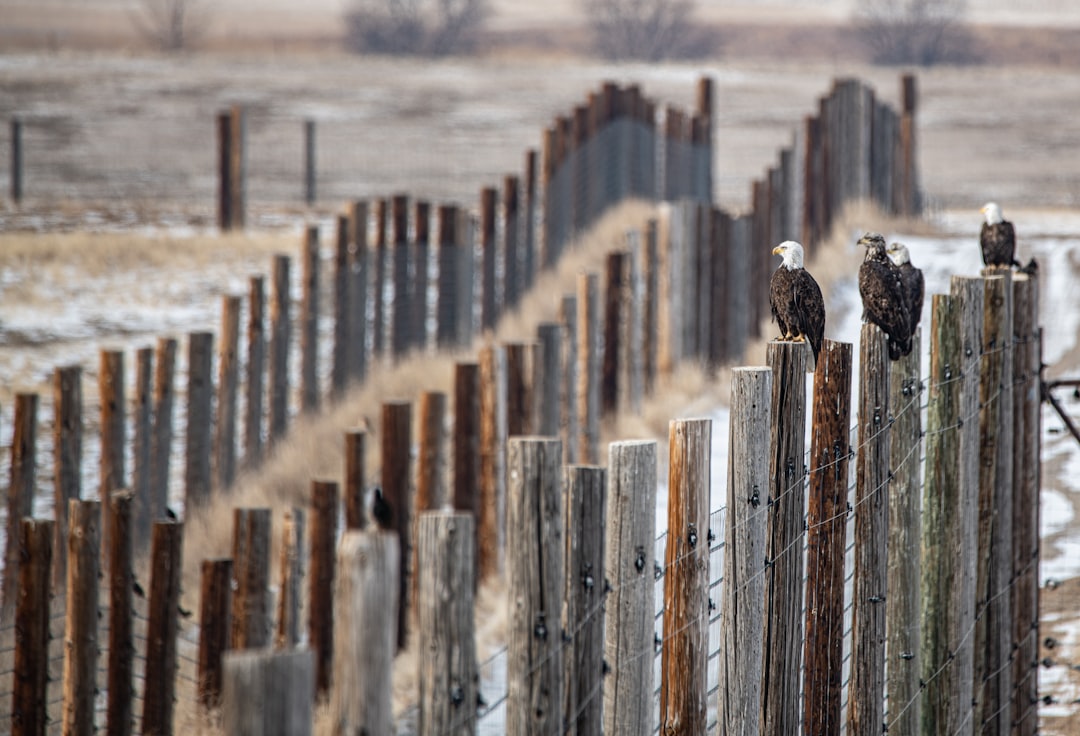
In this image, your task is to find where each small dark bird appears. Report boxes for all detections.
[980,202,1021,269]
[178,605,193,619]
[371,486,393,530]
[1018,257,1039,277]
[768,240,826,364]
[858,232,912,360]
[886,241,925,339]
[132,580,146,599]
[164,506,178,521]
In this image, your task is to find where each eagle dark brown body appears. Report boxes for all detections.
[858,233,911,360]
[769,241,826,363]
[980,202,1021,268]
[887,242,925,338]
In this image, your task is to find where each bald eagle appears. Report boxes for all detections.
[980,202,1021,269]
[769,240,826,363]
[858,232,911,360]
[886,241,924,339]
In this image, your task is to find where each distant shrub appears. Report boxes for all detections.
[132,0,211,52]
[343,0,489,56]
[855,0,979,66]
[581,0,714,61]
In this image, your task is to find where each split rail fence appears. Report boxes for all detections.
[1,71,1036,736]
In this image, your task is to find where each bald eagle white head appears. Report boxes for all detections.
[772,240,806,270]
[886,241,911,265]
[981,202,1004,226]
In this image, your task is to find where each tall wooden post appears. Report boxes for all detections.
[372,198,388,359]
[12,519,52,736]
[222,650,314,736]
[718,368,771,736]
[332,213,350,397]
[245,277,265,469]
[503,175,521,310]
[348,200,369,382]
[602,251,626,416]
[382,400,413,650]
[391,194,411,358]
[215,295,241,491]
[100,350,125,560]
[217,111,233,230]
[559,296,579,465]
[455,362,483,576]
[603,440,657,736]
[185,332,213,508]
[417,512,478,736]
[198,558,233,711]
[53,365,82,591]
[436,205,459,349]
[301,225,320,412]
[141,520,184,736]
[480,186,498,331]
[523,149,537,291]
[344,428,367,530]
[660,418,712,733]
[479,345,508,580]
[107,492,135,736]
[132,347,153,550]
[416,391,447,513]
[848,325,891,735]
[62,500,99,736]
[231,507,272,650]
[535,323,562,437]
[10,118,23,204]
[506,438,564,736]
[3,392,37,621]
[151,337,177,520]
[505,342,533,436]
[412,200,431,353]
[268,254,291,443]
[276,507,305,650]
[762,341,807,736]
[577,272,600,464]
[303,119,316,205]
[309,480,339,696]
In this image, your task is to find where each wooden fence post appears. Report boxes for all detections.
[480,186,498,331]
[151,337,177,519]
[523,149,537,290]
[185,332,214,508]
[107,491,135,736]
[436,205,459,349]
[215,295,241,491]
[661,418,711,733]
[349,200,369,382]
[718,368,771,736]
[132,347,153,550]
[416,391,447,513]
[333,532,399,734]
[276,506,305,650]
[642,221,658,394]
[563,465,606,735]
[603,440,657,736]
[198,558,233,711]
[418,512,477,736]
[12,519,52,736]
[921,293,968,735]
[505,342,534,436]
[503,175,521,310]
[372,198,388,359]
[53,365,82,590]
[559,296,579,465]
[975,273,1014,733]
[577,273,600,464]
[412,200,431,353]
[344,428,367,530]
[303,119,315,206]
[506,437,564,736]
[269,254,291,443]
[602,251,626,416]
[886,332,922,733]
[61,500,99,736]
[217,111,233,231]
[231,507,272,650]
[762,341,807,736]
[3,392,37,621]
[391,194,411,358]
[301,225,320,412]
[382,400,413,650]
[535,323,562,437]
[309,480,338,696]
[245,278,265,469]
[10,118,23,204]
[478,348,506,581]
[222,650,314,736]
[141,520,184,736]
[100,350,125,560]
[229,106,245,229]
[848,324,891,735]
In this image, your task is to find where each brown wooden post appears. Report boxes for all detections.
[391,194,411,358]
[642,219,658,392]
[417,512,478,736]
[151,337,177,520]
[311,479,339,696]
[477,348,501,583]
[276,506,305,650]
[480,186,498,331]
[848,324,891,736]
[899,73,918,216]
[559,296,579,466]
[382,401,413,651]
[100,350,124,560]
[198,558,232,711]
[921,293,966,734]
[975,274,1014,733]
[416,391,447,513]
[602,251,626,416]
[185,332,213,509]
[61,500,99,736]
[229,105,246,230]
[436,204,460,350]
[505,342,533,437]
[886,332,922,734]
[603,440,657,736]
[503,175,521,310]
[577,272,600,464]
[268,254,291,443]
[412,200,431,353]
[372,198,388,359]
[523,149,538,290]
[563,465,606,735]
[141,520,184,736]
[215,295,241,491]
[303,118,316,205]
[332,532,399,733]
[454,362,482,573]
[344,428,367,530]
[718,368,771,736]
[660,418,711,733]
[12,518,52,736]
[231,507,272,651]
[245,277,265,469]
[132,347,153,551]
[10,118,23,205]
[104,492,135,736]
[300,225,320,412]
[332,213,350,397]
[506,438,564,736]
[762,341,807,736]
[3,392,37,620]
[222,650,314,736]
[349,200,369,382]
[535,323,562,437]
[217,111,233,231]
[53,365,82,591]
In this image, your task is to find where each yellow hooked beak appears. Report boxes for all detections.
[772,245,783,255]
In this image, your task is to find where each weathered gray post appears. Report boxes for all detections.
[222,650,314,736]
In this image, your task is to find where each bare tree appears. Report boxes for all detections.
[131,0,211,52]
[856,0,975,65]
[344,0,489,56]
[582,0,712,61]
